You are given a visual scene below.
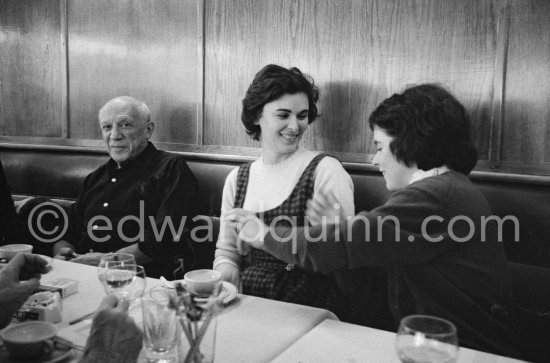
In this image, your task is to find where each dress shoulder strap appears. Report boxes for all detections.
[233,162,252,208]
[295,153,331,189]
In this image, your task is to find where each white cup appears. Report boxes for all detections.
[0,244,33,260]
[184,269,222,297]
[0,321,57,359]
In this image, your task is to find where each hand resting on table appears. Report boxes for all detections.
[0,253,51,328]
[80,295,143,363]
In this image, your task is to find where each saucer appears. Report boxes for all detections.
[160,279,238,305]
[195,281,238,305]
[0,344,73,363]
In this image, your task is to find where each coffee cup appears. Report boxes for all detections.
[184,269,222,296]
[0,321,57,359]
[0,244,33,260]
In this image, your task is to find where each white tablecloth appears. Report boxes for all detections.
[41,259,157,324]
[271,319,527,363]
[3,260,529,362]
[47,260,337,362]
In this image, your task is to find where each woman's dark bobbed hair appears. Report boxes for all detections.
[241,64,319,140]
[368,83,478,175]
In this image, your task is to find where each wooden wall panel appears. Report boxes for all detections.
[501,0,550,166]
[0,0,63,137]
[203,0,499,161]
[1,0,549,177]
[67,0,199,143]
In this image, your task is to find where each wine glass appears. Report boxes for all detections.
[97,253,136,290]
[104,264,147,305]
[395,314,459,363]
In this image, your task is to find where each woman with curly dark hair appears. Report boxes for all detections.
[233,84,522,357]
[214,64,354,318]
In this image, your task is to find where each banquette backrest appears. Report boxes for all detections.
[1,148,106,200]
[0,147,240,215]
[3,145,549,361]
[1,146,549,267]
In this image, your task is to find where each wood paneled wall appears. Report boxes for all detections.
[502,0,550,168]
[0,0,64,137]
[204,0,499,161]
[67,0,199,144]
[1,0,549,176]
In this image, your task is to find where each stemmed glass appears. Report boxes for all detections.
[104,264,147,305]
[395,315,459,363]
[97,253,136,289]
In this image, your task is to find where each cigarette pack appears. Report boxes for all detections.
[39,278,79,298]
[14,291,62,323]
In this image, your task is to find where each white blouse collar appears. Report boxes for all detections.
[409,165,450,185]
[259,146,306,171]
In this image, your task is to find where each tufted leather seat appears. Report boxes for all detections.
[1,146,550,267]
[1,148,108,199]
[0,148,239,217]
[2,146,549,361]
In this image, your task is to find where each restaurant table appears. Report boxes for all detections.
[42,259,337,362]
[272,319,527,363]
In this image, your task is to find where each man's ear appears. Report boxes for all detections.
[145,121,155,139]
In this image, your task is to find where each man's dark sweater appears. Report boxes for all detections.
[64,143,198,276]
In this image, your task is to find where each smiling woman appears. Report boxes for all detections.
[254,92,309,164]
[213,64,356,319]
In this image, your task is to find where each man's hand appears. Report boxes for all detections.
[0,254,51,328]
[71,252,106,266]
[53,240,80,261]
[82,295,143,363]
[116,244,153,265]
[54,247,78,261]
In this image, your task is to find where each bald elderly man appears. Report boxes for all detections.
[53,96,198,278]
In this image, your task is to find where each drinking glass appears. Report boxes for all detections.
[142,287,179,362]
[97,253,136,290]
[104,264,146,304]
[395,314,459,363]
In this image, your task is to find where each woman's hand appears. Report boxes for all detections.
[222,208,256,231]
[71,252,106,266]
[214,263,241,290]
[306,191,343,226]
[223,208,269,253]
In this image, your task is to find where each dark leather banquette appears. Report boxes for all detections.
[1,144,549,362]
[1,145,549,267]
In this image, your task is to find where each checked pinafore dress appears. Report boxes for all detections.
[234,154,349,319]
